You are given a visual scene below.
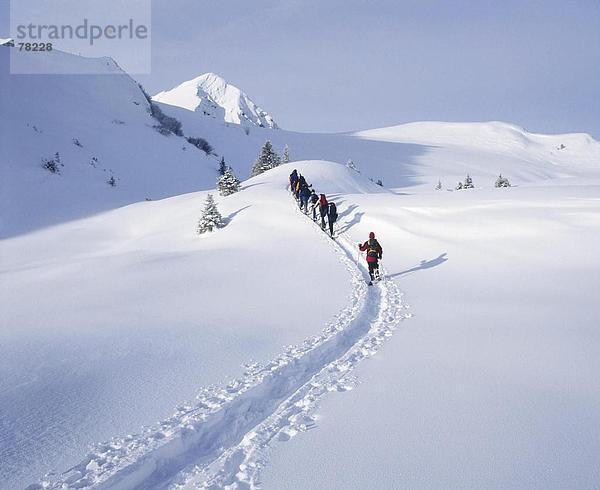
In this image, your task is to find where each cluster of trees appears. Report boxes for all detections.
[435,173,512,191]
[455,174,475,190]
[199,141,290,234]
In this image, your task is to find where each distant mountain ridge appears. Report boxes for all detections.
[153,73,278,129]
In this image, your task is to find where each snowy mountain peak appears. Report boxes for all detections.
[153,73,278,129]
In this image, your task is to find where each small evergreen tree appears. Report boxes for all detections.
[107,176,117,187]
[197,194,223,234]
[251,141,280,176]
[435,180,442,190]
[376,179,383,187]
[282,145,290,165]
[464,174,474,189]
[455,181,463,190]
[218,156,227,176]
[495,174,511,188]
[217,166,241,196]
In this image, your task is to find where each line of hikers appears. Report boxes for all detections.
[289,169,384,285]
[289,168,338,237]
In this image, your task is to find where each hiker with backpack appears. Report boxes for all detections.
[294,178,302,200]
[359,232,383,285]
[318,194,328,230]
[299,184,311,213]
[309,189,319,221]
[289,169,298,193]
[327,201,338,237]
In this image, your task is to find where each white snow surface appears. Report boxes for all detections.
[3,49,600,490]
[1,163,358,489]
[262,182,600,490]
[153,73,278,129]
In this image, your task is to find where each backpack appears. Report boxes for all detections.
[366,239,381,258]
[328,202,338,220]
[310,193,318,204]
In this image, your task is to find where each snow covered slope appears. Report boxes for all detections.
[4,47,600,241]
[0,48,218,238]
[4,48,600,490]
[354,120,600,172]
[4,156,600,489]
[263,177,600,490]
[154,91,600,190]
[1,162,358,489]
[153,73,278,129]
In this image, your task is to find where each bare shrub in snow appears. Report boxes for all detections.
[187,136,214,155]
[138,84,184,137]
[107,176,117,187]
[42,152,62,174]
[455,181,463,190]
[151,104,183,136]
[197,194,224,234]
[73,138,83,147]
[435,180,442,190]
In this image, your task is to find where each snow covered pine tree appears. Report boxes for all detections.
[251,141,281,176]
[197,194,224,234]
[218,157,227,176]
[282,145,290,164]
[217,166,241,196]
[495,174,511,187]
[464,174,475,189]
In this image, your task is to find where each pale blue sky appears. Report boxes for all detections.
[3,0,600,135]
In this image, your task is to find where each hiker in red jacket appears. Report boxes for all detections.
[318,194,328,230]
[359,232,383,285]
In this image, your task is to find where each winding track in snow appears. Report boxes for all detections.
[38,193,409,490]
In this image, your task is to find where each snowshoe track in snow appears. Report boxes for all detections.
[36,195,409,490]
